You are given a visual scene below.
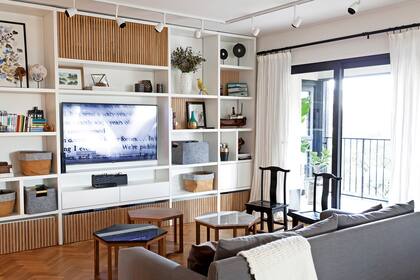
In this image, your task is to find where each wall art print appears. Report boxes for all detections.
[0,20,28,88]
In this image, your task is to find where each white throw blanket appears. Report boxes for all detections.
[238,236,318,280]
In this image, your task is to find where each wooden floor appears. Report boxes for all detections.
[0,222,246,280]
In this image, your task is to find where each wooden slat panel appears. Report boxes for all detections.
[0,216,58,254]
[220,70,240,96]
[63,201,170,244]
[58,13,168,66]
[172,196,217,223]
[220,190,250,212]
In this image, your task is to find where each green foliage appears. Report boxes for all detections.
[301,97,311,123]
[171,47,206,73]
[310,149,331,171]
[301,138,311,153]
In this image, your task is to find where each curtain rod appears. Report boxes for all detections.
[257,22,420,56]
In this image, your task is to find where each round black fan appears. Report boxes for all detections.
[220,48,228,63]
[233,43,246,58]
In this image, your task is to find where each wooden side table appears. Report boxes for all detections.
[128,207,184,254]
[93,224,167,280]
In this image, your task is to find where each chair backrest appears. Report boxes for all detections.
[259,166,290,204]
[313,172,342,212]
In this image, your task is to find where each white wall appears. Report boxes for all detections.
[257,0,420,65]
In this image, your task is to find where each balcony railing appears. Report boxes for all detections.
[325,137,391,201]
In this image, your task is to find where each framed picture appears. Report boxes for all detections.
[186,101,207,128]
[0,20,28,88]
[58,67,84,89]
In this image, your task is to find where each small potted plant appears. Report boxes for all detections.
[171,46,206,94]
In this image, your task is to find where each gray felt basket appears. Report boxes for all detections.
[24,185,57,214]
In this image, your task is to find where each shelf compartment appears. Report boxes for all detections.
[171,94,218,99]
[0,132,57,137]
[171,162,218,169]
[220,96,253,100]
[59,90,169,98]
[172,189,218,200]
[0,174,58,183]
[172,129,218,134]
[58,58,169,72]
[0,88,55,94]
[220,65,254,71]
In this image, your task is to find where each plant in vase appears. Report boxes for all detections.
[171,46,206,94]
[306,148,331,205]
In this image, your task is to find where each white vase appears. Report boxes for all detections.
[178,72,193,94]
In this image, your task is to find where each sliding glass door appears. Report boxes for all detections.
[341,65,392,202]
[292,54,391,210]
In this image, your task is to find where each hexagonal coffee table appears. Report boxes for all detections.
[93,224,167,280]
[195,211,258,244]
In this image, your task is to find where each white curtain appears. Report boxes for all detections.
[389,29,420,205]
[250,52,301,203]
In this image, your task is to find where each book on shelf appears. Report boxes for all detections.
[0,111,47,133]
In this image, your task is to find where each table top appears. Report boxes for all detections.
[128,207,183,221]
[195,211,258,229]
[94,224,167,243]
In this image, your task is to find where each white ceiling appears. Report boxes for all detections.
[26,0,414,35]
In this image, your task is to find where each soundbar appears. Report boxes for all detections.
[92,173,128,188]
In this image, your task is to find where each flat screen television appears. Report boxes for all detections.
[61,102,157,165]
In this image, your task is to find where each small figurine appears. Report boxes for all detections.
[197,79,208,95]
[14,67,26,88]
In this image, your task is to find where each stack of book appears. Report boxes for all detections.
[226,83,248,97]
[0,112,47,133]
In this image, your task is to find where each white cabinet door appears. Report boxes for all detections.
[218,163,237,190]
[237,161,252,188]
[120,182,170,202]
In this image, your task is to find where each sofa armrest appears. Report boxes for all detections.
[208,256,252,280]
[118,247,206,280]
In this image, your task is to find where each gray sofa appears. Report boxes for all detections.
[118,212,420,280]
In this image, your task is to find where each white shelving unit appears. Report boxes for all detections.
[0,0,256,248]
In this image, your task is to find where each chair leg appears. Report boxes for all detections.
[260,212,264,231]
[283,209,288,230]
[267,212,274,233]
[292,217,298,227]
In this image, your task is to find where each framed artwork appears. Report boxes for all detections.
[0,20,28,88]
[58,67,84,89]
[186,101,207,128]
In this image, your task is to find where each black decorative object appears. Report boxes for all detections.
[233,43,246,66]
[220,48,228,64]
[135,80,153,92]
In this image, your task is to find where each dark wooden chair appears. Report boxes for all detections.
[245,166,289,232]
[288,172,341,226]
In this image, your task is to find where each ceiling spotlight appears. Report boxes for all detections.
[155,13,166,33]
[114,5,126,28]
[251,17,260,37]
[348,0,361,15]
[292,16,302,28]
[195,20,204,39]
[65,0,77,18]
[291,5,302,28]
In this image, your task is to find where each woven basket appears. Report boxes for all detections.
[0,190,16,217]
[182,172,214,193]
[19,151,52,176]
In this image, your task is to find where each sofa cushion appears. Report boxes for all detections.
[214,231,297,261]
[286,223,304,231]
[337,200,415,230]
[295,214,338,238]
[360,203,383,213]
[188,241,217,276]
[320,203,382,220]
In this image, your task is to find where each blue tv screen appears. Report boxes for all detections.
[61,103,157,165]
